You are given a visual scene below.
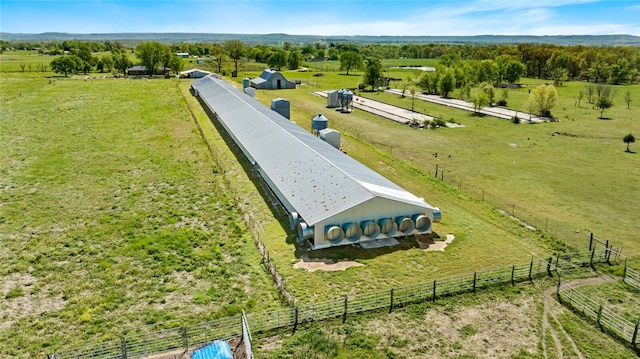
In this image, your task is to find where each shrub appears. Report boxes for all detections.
[496,99,507,106]
[512,115,520,124]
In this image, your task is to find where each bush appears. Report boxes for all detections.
[496,99,507,106]
[512,115,520,124]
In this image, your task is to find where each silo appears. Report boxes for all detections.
[340,90,353,113]
[242,77,250,89]
[311,114,328,135]
[271,98,290,119]
[336,89,345,110]
[327,90,339,108]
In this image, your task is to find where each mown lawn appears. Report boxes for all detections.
[0,75,281,357]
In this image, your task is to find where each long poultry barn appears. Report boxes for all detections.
[191,75,440,249]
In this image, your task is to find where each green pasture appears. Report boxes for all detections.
[0,76,281,357]
[2,52,639,356]
[235,69,640,264]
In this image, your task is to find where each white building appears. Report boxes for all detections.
[191,75,440,249]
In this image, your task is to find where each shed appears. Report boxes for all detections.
[127,65,169,76]
[180,68,212,78]
[191,75,440,249]
[250,69,296,90]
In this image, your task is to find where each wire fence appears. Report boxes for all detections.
[51,248,615,359]
[623,266,640,291]
[557,280,640,351]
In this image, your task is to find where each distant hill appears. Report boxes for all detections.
[2,32,640,46]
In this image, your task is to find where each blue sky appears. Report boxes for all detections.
[1,0,640,36]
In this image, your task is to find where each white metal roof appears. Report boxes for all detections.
[192,75,434,225]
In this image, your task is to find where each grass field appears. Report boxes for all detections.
[238,68,640,264]
[1,52,639,357]
[0,74,281,357]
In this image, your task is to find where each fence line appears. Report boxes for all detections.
[52,249,614,359]
[623,265,640,290]
[557,281,639,351]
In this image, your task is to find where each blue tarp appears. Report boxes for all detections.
[191,341,233,359]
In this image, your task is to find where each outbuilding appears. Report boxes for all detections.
[191,75,440,249]
[180,68,212,78]
[250,69,296,90]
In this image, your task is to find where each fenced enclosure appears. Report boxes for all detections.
[557,281,640,351]
[51,248,615,359]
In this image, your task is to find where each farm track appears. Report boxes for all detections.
[541,275,616,359]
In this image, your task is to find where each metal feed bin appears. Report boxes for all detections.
[311,114,328,134]
[242,78,250,89]
[340,90,353,113]
[319,128,341,149]
[327,90,339,108]
[271,98,290,119]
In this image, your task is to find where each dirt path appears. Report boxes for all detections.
[540,275,616,359]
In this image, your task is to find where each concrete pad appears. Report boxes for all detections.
[358,237,400,249]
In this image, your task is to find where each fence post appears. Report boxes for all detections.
[623,259,628,283]
[435,164,438,177]
[597,305,603,331]
[546,257,553,277]
[605,244,612,264]
[121,336,128,359]
[432,280,437,302]
[181,324,188,351]
[555,254,560,268]
[473,272,477,294]
[389,288,394,314]
[556,279,562,303]
[342,296,348,323]
[631,316,639,347]
[293,307,298,334]
[511,265,515,286]
[528,258,534,282]
[589,232,593,251]
[590,249,596,269]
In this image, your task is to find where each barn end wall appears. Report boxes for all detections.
[309,197,436,249]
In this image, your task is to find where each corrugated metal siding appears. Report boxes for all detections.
[191,76,434,226]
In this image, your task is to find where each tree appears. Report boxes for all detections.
[474,59,498,84]
[113,52,131,76]
[624,90,631,109]
[267,50,287,70]
[168,54,183,74]
[576,89,584,107]
[437,68,455,98]
[362,56,382,90]
[50,55,81,77]
[503,61,526,84]
[528,84,558,117]
[209,44,225,73]
[339,51,364,75]
[96,55,113,73]
[224,40,245,75]
[595,84,616,118]
[623,133,635,152]
[288,50,302,70]
[469,86,489,114]
[137,42,168,76]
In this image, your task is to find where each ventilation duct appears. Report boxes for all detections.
[412,214,431,234]
[378,218,398,237]
[396,216,415,235]
[361,220,381,238]
[343,222,362,242]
